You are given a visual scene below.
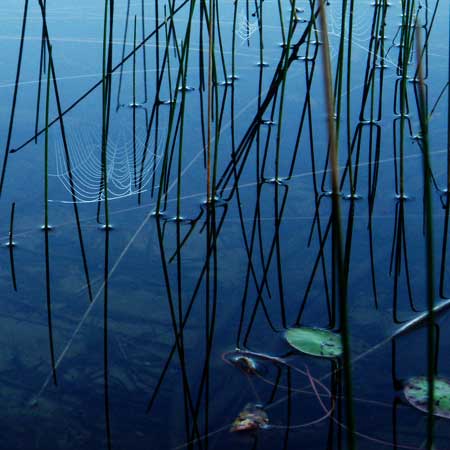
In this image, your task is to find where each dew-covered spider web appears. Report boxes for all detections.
[235,0,428,70]
[322,0,430,69]
[237,9,259,42]
[49,120,164,203]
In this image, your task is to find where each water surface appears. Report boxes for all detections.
[0,1,449,449]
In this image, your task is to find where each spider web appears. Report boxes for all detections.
[325,0,393,63]
[325,0,429,69]
[49,121,164,203]
[235,1,412,69]
[237,9,259,42]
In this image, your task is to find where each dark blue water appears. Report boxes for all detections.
[0,1,450,449]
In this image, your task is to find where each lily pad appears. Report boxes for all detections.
[223,351,260,374]
[285,327,342,358]
[404,376,450,419]
[230,403,269,432]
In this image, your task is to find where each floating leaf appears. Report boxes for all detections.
[223,350,273,375]
[404,376,450,419]
[230,403,269,432]
[285,327,342,358]
[225,352,259,374]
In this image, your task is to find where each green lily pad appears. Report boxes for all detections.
[404,376,450,419]
[285,327,342,358]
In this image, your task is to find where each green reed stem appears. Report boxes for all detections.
[133,15,137,187]
[155,10,173,213]
[231,0,238,81]
[43,42,57,384]
[345,0,354,191]
[448,9,450,194]
[44,46,52,230]
[213,0,228,82]
[416,24,435,450]
[399,0,416,198]
[207,0,214,202]
[176,2,198,215]
[0,0,29,196]
[101,0,110,225]
[156,1,198,213]
[35,0,46,144]
[102,2,114,449]
[141,0,148,104]
[8,202,15,248]
[116,0,130,110]
[258,0,264,68]
[319,1,356,448]
[277,0,286,46]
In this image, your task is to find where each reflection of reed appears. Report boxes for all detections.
[151,207,232,446]
[416,21,436,447]
[389,201,418,322]
[8,202,17,291]
[439,20,450,298]
[238,181,290,346]
[43,46,57,386]
[101,1,114,448]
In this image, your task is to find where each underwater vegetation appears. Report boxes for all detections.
[0,0,449,449]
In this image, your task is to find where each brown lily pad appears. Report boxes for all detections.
[230,403,269,432]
